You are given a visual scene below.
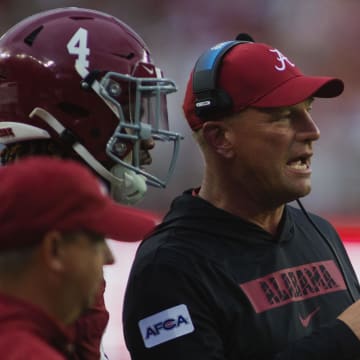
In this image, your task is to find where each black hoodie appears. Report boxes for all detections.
[123,190,360,359]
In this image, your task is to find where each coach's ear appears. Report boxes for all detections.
[202,121,235,159]
[39,230,68,272]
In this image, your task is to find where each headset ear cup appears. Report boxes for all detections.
[192,40,246,120]
[194,89,233,118]
[216,89,233,113]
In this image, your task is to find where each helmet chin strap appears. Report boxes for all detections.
[110,164,147,204]
[29,107,147,205]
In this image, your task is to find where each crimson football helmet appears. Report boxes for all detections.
[0,7,182,204]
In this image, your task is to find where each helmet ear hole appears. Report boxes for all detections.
[58,102,89,117]
[90,128,101,139]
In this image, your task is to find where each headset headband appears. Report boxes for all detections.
[192,40,251,118]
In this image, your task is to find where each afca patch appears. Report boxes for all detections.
[138,304,194,348]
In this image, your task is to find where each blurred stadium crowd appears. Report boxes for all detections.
[1,0,360,217]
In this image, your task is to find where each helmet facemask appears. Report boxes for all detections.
[34,60,183,204]
[98,63,182,188]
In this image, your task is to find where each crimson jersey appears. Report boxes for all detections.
[123,190,360,359]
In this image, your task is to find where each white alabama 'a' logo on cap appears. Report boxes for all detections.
[269,48,295,71]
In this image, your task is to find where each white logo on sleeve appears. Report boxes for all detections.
[138,304,194,348]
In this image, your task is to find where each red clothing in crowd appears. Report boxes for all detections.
[0,293,76,359]
[73,280,109,359]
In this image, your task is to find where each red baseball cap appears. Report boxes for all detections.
[0,156,158,250]
[183,42,344,130]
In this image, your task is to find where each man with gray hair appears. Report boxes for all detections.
[0,156,156,359]
[123,35,360,359]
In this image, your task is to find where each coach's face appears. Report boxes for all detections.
[221,98,320,207]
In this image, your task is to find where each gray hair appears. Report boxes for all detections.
[0,246,37,275]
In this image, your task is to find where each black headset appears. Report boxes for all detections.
[192,33,254,119]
